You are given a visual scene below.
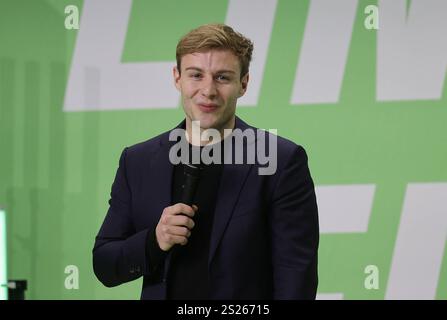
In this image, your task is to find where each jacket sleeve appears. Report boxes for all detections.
[270,145,319,299]
[92,148,165,287]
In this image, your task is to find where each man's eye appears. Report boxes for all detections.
[216,75,229,81]
[190,73,202,79]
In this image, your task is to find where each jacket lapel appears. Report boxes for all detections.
[147,139,174,220]
[144,121,186,226]
[208,117,256,267]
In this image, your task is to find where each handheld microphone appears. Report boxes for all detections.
[181,163,201,206]
[169,163,200,255]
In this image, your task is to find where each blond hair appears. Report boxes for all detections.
[176,23,253,79]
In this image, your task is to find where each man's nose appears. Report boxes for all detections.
[200,76,217,98]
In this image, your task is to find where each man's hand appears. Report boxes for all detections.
[155,203,198,251]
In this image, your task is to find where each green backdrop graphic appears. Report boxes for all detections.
[0,0,446,299]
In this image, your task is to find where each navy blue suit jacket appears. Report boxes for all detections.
[93,117,319,299]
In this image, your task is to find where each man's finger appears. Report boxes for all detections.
[168,234,188,246]
[166,226,191,237]
[168,215,195,229]
[170,203,196,217]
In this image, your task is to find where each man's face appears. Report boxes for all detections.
[174,49,249,133]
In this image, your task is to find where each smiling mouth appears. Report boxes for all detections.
[197,103,219,113]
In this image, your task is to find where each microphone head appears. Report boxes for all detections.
[183,163,201,177]
[181,163,201,206]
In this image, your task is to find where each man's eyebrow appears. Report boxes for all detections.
[184,67,236,74]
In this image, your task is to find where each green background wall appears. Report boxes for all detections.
[0,0,446,299]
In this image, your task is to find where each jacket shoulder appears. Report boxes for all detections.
[277,135,307,160]
[125,130,169,158]
[254,127,308,161]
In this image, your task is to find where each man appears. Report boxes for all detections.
[93,23,319,300]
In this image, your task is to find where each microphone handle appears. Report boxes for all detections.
[169,164,200,256]
[182,175,199,206]
[181,164,200,206]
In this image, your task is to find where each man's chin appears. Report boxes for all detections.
[191,115,218,130]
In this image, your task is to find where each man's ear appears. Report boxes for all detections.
[238,73,249,98]
[173,66,181,91]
